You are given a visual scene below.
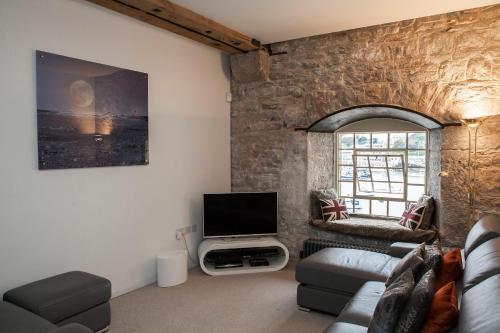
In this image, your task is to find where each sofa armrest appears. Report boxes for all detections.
[47,323,93,333]
[389,242,419,258]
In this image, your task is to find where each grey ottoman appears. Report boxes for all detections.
[3,271,111,332]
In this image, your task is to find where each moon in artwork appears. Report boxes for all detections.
[70,80,94,108]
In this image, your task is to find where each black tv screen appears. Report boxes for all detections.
[203,192,278,238]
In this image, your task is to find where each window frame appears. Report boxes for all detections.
[335,130,429,218]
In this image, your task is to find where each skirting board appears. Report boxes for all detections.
[111,262,199,298]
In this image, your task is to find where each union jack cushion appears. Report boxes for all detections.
[319,198,349,222]
[399,203,426,230]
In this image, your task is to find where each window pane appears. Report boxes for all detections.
[390,183,404,194]
[340,150,353,165]
[356,168,371,180]
[390,133,406,148]
[340,182,353,197]
[389,169,404,182]
[339,166,353,181]
[355,155,369,167]
[372,133,388,149]
[408,132,426,149]
[344,198,354,213]
[408,168,425,184]
[388,155,404,168]
[369,156,386,168]
[408,150,426,168]
[372,169,388,181]
[355,199,370,214]
[339,134,354,149]
[355,133,370,149]
[408,185,425,201]
[372,200,387,216]
[358,181,373,193]
[373,182,390,193]
[389,201,406,217]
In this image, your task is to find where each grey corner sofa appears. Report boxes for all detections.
[296,214,500,333]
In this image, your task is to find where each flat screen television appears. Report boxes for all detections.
[203,192,278,238]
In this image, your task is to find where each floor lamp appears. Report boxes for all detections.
[460,118,482,224]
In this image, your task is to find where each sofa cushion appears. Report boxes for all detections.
[462,237,500,293]
[296,248,399,293]
[0,300,56,333]
[458,275,500,333]
[389,242,419,258]
[311,188,338,220]
[368,269,415,333]
[323,321,368,333]
[3,271,111,323]
[464,215,500,258]
[420,281,459,333]
[395,269,436,333]
[423,239,443,274]
[398,203,426,230]
[336,281,385,327]
[319,198,349,222]
[416,194,435,230]
[435,249,463,290]
[386,243,425,286]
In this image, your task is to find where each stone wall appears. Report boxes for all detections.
[231,5,500,256]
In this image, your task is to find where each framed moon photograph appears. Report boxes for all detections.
[36,50,148,170]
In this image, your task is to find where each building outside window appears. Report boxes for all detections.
[335,119,428,218]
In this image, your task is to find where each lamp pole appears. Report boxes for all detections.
[461,119,481,223]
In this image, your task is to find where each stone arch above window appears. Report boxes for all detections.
[337,118,426,133]
[307,104,445,132]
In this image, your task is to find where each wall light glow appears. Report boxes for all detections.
[461,99,499,120]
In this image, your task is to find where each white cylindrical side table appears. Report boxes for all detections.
[157,250,188,287]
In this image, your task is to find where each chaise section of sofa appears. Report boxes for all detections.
[296,247,399,314]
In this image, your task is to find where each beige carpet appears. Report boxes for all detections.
[110,265,334,333]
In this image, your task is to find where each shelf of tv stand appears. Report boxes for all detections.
[198,236,289,276]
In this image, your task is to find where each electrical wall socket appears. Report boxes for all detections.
[175,225,198,240]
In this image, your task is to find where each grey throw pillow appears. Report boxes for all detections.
[395,269,436,333]
[310,188,338,220]
[386,243,425,286]
[417,195,435,230]
[423,239,443,274]
[368,269,415,333]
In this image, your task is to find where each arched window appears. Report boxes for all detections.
[335,118,428,218]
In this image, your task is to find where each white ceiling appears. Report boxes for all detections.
[172,0,499,43]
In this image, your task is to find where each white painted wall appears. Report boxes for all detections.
[0,0,230,296]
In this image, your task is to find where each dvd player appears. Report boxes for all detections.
[214,259,243,269]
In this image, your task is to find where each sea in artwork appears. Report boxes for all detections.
[36,51,148,170]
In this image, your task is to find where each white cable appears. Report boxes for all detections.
[180,232,196,263]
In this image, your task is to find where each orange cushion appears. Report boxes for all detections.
[435,248,463,290]
[420,281,459,333]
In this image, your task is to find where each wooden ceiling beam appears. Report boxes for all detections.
[86,0,260,54]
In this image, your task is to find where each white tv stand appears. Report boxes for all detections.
[198,236,289,276]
